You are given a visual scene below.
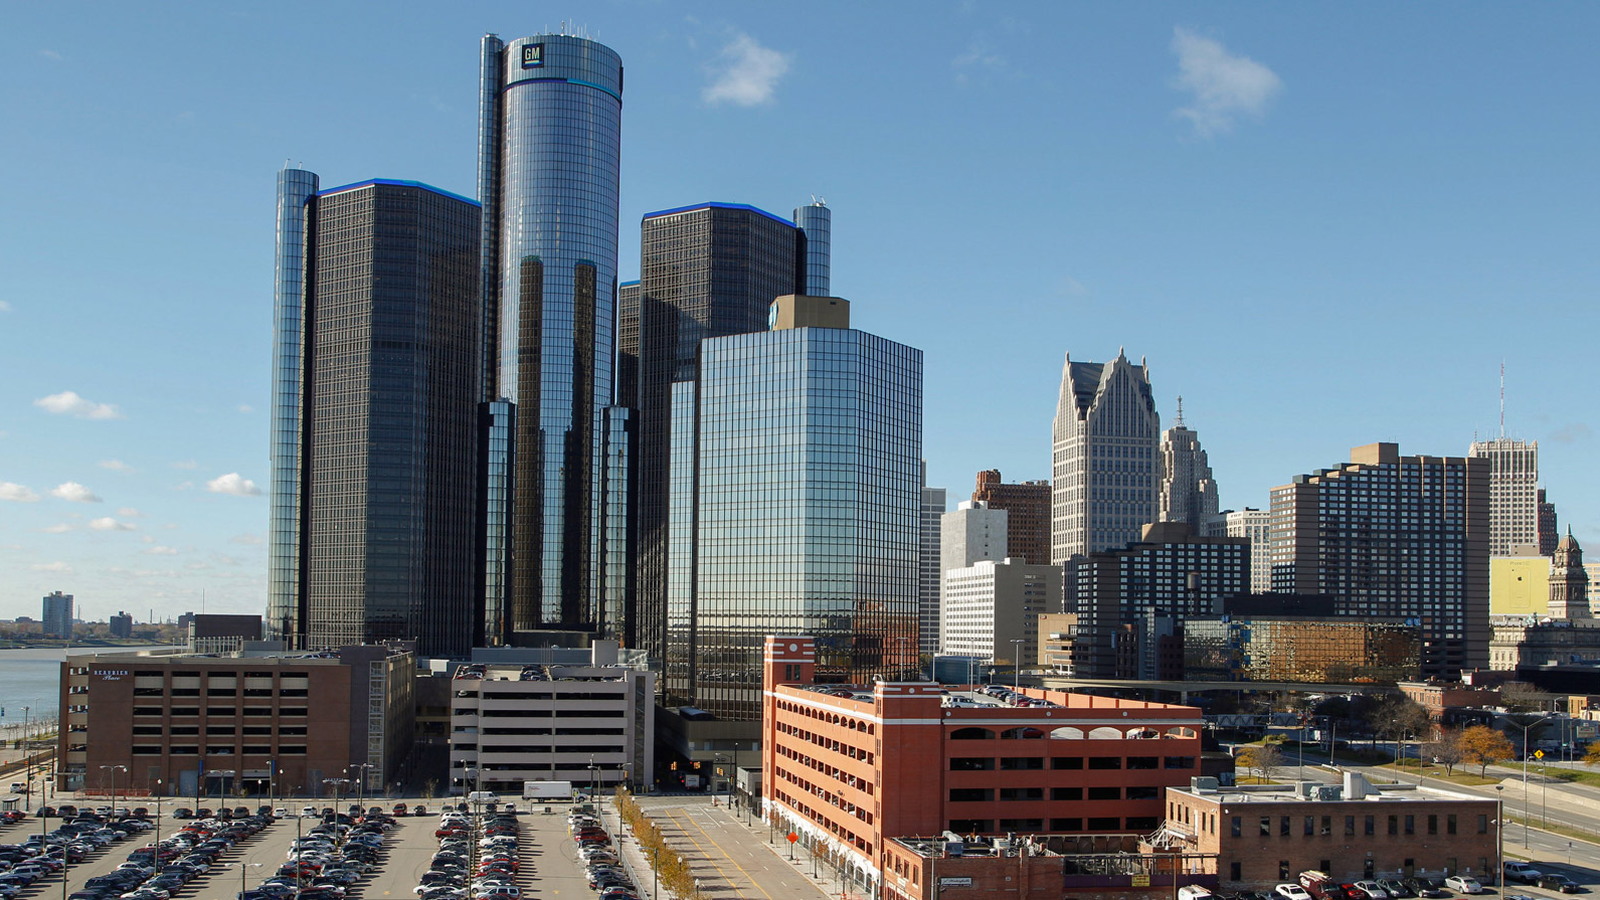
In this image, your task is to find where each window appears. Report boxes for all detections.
[1404,815,1414,836]
[1280,861,1291,880]
[1087,757,1121,770]
[948,789,992,802]
[1476,814,1487,834]
[1345,816,1355,836]
[1231,863,1242,881]
[1086,817,1119,830]
[1000,757,1043,770]
[1321,816,1331,836]
[1388,815,1398,836]
[1052,757,1083,769]
[999,788,1043,802]
[1050,818,1083,831]
[1365,815,1375,836]
[1281,817,1291,837]
[1087,787,1119,801]
[1126,786,1158,800]
[950,758,994,771]
[1051,787,1083,801]
[1231,817,1241,838]
[1260,817,1271,836]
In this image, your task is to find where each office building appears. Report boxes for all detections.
[761,636,1204,899]
[918,480,947,657]
[187,615,266,655]
[940,559,1061,671]
[971,470,1051,565]
[108,612,133,640]
[664,296,922,719]
[1159,405,1220,532]
[57,644,414,797]
[41,591,73,639]
[1183,596,1421,684]
[1066,523,1249,680]
[1204,508,1272,594]
[1537,489,1559,556]
[938,500,1008,655]
[446,645,654,795]
[1166,773,1497,886]
[1468,437,1540,558]
[1051,351,1160,564]
[631,201,829,662]
[476,33,624,639]
[269,174,481,656]
[1270,443,1490,678]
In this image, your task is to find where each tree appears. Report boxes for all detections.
[1366,695,1433,749]
[1582,742,1600,768]
[1498,681,1549,713]
[1237,744,1285,782]
[1457,725,1514,776]
[1426,727,1466,776]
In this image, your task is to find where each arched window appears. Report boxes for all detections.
[1049,726,1085,740]
[950,727,995,740]
[1001,727,1045,740]
[1087,726,1123,740]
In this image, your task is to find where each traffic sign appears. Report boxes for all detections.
[787,832,799,843]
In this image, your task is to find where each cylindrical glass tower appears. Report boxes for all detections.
[267,167,318,646]
[793,200,831,296]
[481,34,623,632]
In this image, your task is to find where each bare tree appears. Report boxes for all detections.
[1237,744,1285,782]
[1426,727,1466,776]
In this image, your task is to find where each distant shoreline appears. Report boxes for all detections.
[0,645,180,661]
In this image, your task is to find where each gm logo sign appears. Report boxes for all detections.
[521,43,545,68]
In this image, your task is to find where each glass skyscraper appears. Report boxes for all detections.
[268,175,481,656]
[664,297,923,718]
[476,33,624,638]
[629,202,829,664]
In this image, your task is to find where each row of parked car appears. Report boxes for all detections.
[414,805,523,900]
[0,809,155,899]
[73,811,271,900]
[572,808,635,900]
[238,808,394,900]
[1504,861,1584,893]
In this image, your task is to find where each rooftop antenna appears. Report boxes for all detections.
[1498,360,1506,439]
[1175,396,1185,428]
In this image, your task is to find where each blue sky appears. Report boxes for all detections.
[2,2,1596,622]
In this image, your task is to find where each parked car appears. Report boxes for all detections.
[1405,879,1448,899]
[1352,882,1391,900]
[1504,863,1543,885]
[1536,874,1581,894]
[1276,887,1313,900]
[1444,876,1482,895]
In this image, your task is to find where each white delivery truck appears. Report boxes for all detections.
[522,780,574,802]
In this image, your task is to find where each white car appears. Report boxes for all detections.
[302,806,319,818]
[1353,882,1389,900]
[1275,886,1312,900]
[274,807,288,819]
[1444,876,1483,895]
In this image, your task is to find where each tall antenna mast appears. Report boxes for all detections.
[1174,395,1185,428]
[1499,361,1506,439]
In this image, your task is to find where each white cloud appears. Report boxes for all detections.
[231,533,264,546]
[51,482,102,503]
[41,523,73,534]
[206,473,262,496]
[146,546,179,556]
[117,507,142,517]
[34,390,124,420]
[0,300,12,312]
[88,516,136,531]
[98,459,135,472]
[0,482,40,502]
[237,404,254,413]
[703,32,791,107]
[171,460,198,470]
[1170,27,1283,137]
[32,561,72,573]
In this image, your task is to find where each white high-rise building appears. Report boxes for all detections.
[1159,402,1219,530]
[1468,437,1540,557]
[919,482,948,657]
[1051,350,1160,563]
[940,558,1062,671]
[939,501,1008,653]
[1204,507,1271,593]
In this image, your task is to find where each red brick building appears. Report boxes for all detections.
[762,636,1204,898]
[1163,774,1499,886]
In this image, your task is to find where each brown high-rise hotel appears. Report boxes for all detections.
[971,470,1051,565]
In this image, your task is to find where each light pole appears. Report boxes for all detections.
[236,861,262,895]
[349,764,372,810]
[20,707,30,810]
[154,779,163,839]
[1512,714,1552,848]
[1495,785,1505,885]
[1009,638,1025,691]
[99,764,126,803]
[587,758,600,807]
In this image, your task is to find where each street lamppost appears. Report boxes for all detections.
[1512,714,1553,848]
[349,764,372,811]
[1495,785,1505,885]
[99,764,126,803]
[154,780,163,839]
[236,861,263,896]
[1009,638,1025,691]
[587,757,600,807]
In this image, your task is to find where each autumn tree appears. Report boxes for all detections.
[1425,727,1466,776]
[1237,744,1285,782]
[1582,742,1600,768]
[1457,725,1514,776]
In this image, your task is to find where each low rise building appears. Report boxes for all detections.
[58,643,414,798]
[447,644,654,795]
[1184,596,1420,684]
[884,833,1214,900]
[1163,774,1498,886]
[762,635,1204,900]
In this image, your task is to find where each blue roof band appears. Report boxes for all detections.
[641,201,794,227]
[504,76,623,103]
[317,178,480,207]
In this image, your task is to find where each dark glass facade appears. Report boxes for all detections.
[1183,616,1422,683]
[268,168,319,643]
[271,178,481,656]
[477,34,624,637]
[665,326,924,719]
[633,203,804,664]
